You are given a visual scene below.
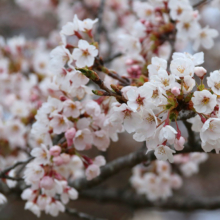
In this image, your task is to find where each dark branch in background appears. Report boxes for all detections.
[96,0,106,44]
[183,120,196,146]
[103,53,123,64]
[193,0,212,8]
[71,142,207,191]
[66,207,107,220]
[0,157,34,180]
[167,30,177,68]
[80,189,220,211]
[177,110,196,121]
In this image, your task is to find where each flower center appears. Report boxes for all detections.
[176,7,183,15]
[158,146,165,154]
[183,22,190,30]
[136,95,145,106]
[146,114,155,124]
[202,96,210,105]
[177,66,185,74]
[214,82,220,90]
[209,122,216,131]
[183,81,189,90]
[145,9,152,16]
[200,32,207,39]
[122,108,132,118]
[82,49,90,56]
[152,89,159,99]
[162,78,169,87]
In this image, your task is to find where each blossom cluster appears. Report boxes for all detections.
[131,152,208,201]
[0,0,220,217]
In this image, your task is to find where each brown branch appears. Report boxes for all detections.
[78,68,127,103]
[177,110,196,121]
[80,188,220,211]
[183,120,196,146]
[66,207,107,220]
[94,58,130,86]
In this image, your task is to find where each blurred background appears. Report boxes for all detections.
[1,0,220,219]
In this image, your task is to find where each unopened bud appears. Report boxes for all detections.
[92,90,106,96]
[53,156,64,166]
[40,176,54,190]
[49,145,61,157]
[174,136,185,151]
[194,67,207,78]
[171,87,180,96]
[60,96,67,102]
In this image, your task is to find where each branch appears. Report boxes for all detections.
[103,53,123,64]
[193,0,212,8]
[0,157,34,180]
[183,120,196,146]
[80,188,220,211]
[66,207,107,220]
[71,142,206,191]
[94,58,130,86]
[78,68,127,103]
[96,0,106,43]
[177,110,196,121]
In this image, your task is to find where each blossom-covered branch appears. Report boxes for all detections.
[1,0,220,217]
[71,142,208,191]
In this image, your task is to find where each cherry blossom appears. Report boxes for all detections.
[192,90,217,114]
[72,40,98,68]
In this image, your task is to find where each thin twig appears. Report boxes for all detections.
[94,58,130,86]
[66,207,107,220]
[0,157,34,180]
[193,0,212,8]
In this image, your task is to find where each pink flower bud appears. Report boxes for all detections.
[60,96,67,102]
[65,128,76,139]
[40,176,54,190]
[53,156,64,166]
[65,128,76,146]
[171,87,180,96]
[60,153,70,164]
[174,136,185,151]
[194,67,207,78]
[49,145,61,157]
